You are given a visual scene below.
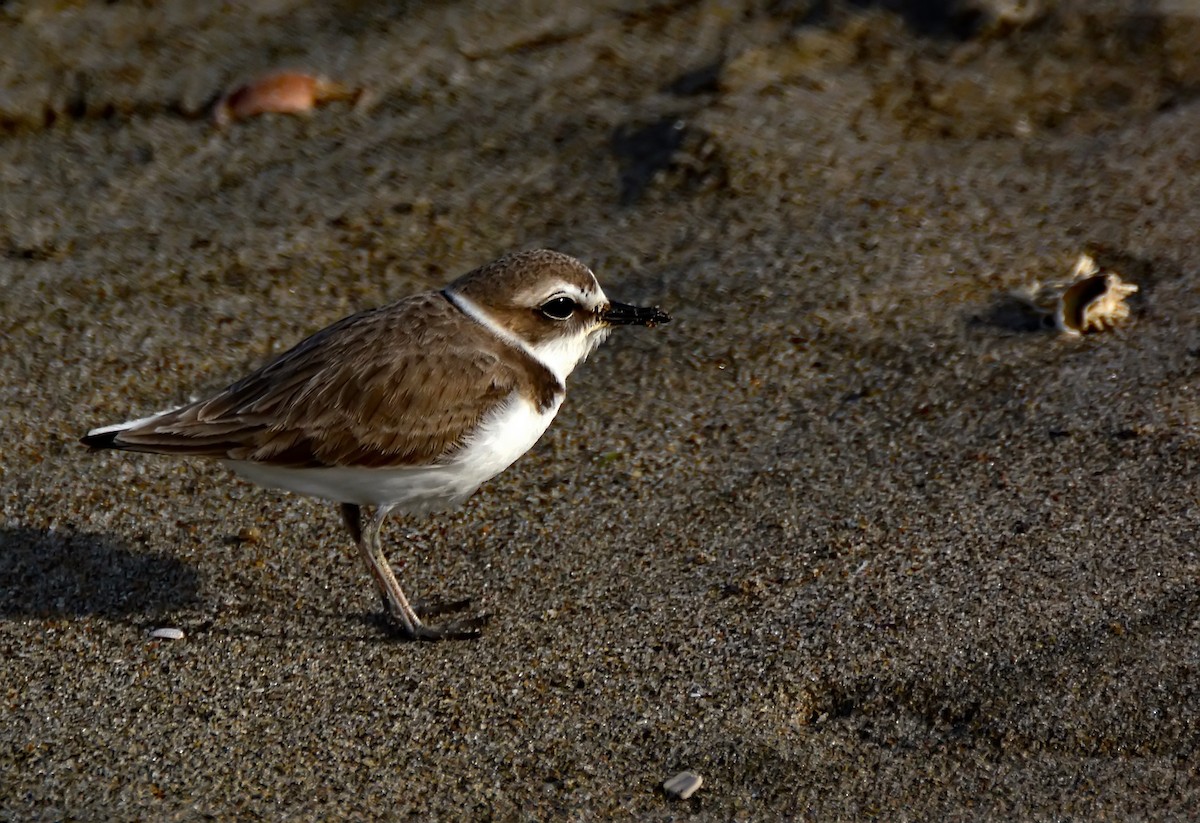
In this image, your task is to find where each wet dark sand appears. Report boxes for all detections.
[3,1,1200,818]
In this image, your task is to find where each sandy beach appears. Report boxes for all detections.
[2,0,1199,818]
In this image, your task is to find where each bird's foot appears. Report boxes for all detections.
[375,597,489,641]
[408,613,490,642]
[412,596,474,619]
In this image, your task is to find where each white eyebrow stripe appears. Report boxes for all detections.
[587,268,606,299]
[517,282,591,307]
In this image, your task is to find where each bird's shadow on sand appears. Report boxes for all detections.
[0,527,201,618]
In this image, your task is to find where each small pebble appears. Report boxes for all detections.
[212,71,356,127]
[663,770,703,800]
[149,627,185,641]
[237,525,263,544]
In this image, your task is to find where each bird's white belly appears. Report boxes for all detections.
[224,392,563,511]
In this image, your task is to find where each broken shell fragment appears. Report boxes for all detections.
[213,71,357,127]
[663,770,703,800]
[148,627,185,641]
[1005,253,1138,336]
[1055,254,1138,336]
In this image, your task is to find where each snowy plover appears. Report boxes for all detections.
[83,249,670,640]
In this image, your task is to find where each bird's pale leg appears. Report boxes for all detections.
[340,503,483,641]
[341,502,423,636]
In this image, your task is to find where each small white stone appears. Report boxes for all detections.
[663,770,702,800]
[149,627,185,641]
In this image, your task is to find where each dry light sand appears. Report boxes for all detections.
[2,1,1200,819]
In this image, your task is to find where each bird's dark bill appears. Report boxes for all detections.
[601,301,671,327]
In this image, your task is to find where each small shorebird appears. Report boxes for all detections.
[82,249,670,640]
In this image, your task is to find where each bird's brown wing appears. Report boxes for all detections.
[95,292,560,468]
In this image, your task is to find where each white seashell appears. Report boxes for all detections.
[1005,254,1138,336]
[148,627,185,641]
[663,770,703,800]
[1056,256,1138,336]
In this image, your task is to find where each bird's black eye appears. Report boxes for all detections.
[540,296,577,320]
